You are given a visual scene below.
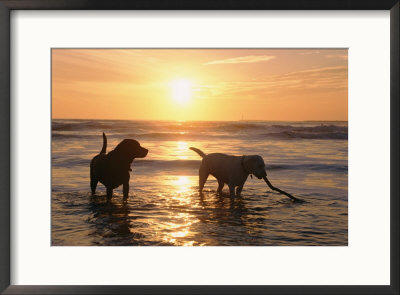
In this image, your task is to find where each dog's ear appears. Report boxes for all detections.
[243,156,256,174]
[114,140,131,154]
[115,139,143,158]
[244,155,266,175]
[246,155,267,179]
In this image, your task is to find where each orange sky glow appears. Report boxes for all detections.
[52,49,348,121]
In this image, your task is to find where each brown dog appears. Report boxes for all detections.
[90,133,148,199]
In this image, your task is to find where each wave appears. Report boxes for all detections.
[52,120,145,132]
[52,131,215,141]
[266,124,347,139]
[267,163,347,172]
[272,124,347,132]
[52,120,347,141]
[52,133,98,139]
[52,120,266,133]
[261,131,347,140]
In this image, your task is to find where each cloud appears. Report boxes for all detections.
[205,55,276,65]
[325,54,348,60]
[298,50,322,55]
[297,50,348,61]
[197,65,347,99]
[52,49,161,84]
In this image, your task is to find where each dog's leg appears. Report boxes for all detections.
[90,178,98,195]
[123,182,129,199]
[90,165,98,195]
[106,187,113,199]
[236,185,244,197]
[228,184,235,198]
[198,163,209,193]
[217,179,224,194]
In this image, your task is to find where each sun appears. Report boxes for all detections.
[170,78,193,104]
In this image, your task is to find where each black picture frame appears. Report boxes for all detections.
[0,1,399,294]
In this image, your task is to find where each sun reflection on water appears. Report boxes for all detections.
[173,176,191,194]
[160,176,198,245]
[171,229,189,238]
[162,214,196,246]
[176,141,189,159]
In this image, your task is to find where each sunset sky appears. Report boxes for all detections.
[52,49,347,121]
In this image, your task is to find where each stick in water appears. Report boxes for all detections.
[263,176,305,203]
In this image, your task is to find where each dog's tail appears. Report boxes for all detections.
[189,147,206,158]
[100,132,107,154]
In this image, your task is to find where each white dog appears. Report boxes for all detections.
[190,147,267,197]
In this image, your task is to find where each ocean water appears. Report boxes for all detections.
[52,120,348,246]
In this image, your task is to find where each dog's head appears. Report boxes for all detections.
[114,139,148,162]
[243,155,267,179]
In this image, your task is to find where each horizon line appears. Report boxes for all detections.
[52,117,348,122]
